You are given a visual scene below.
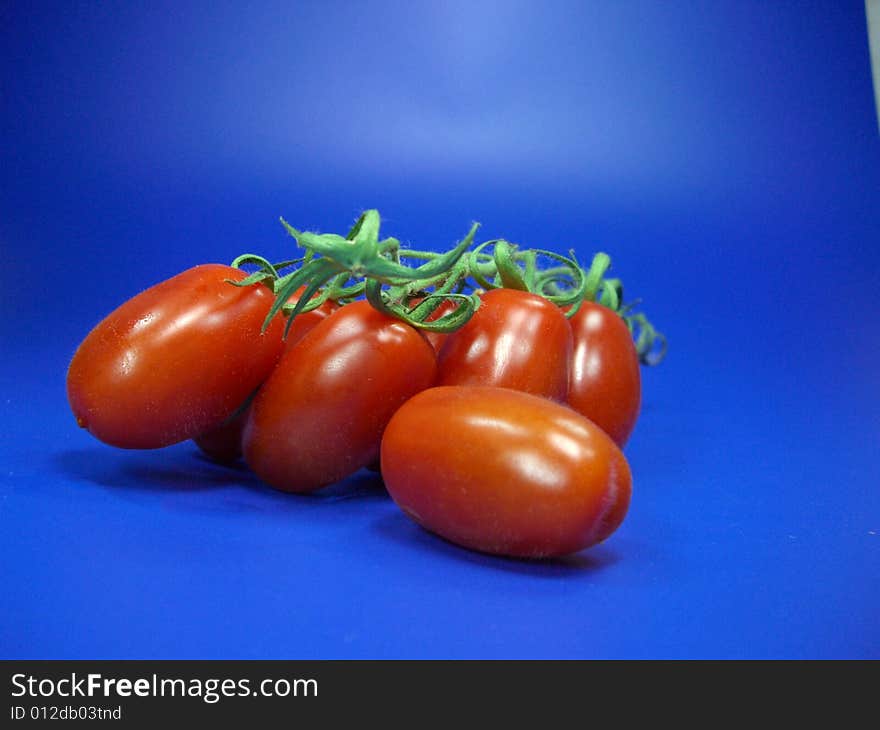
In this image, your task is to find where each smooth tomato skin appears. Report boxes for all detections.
[436,288,572,401]
[381,386,632,558]
[423,328,449,353]
[67,264,285,449]
[243,300,437,493]
[568,302,641,446]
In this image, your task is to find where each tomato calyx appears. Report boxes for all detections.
[274,211,483,336]
[227,210,483,338]
[468,238,586,312]
[229,208,667,365]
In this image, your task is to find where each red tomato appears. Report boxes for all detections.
[568,302,641,446]
[381,386,632,558]
[282,288,340,352]
[243,300,437,493]
[67,265,285,449]
[193,405,250,464]
[436,288,572,401]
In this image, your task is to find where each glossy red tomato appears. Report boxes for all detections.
[568,301,641,446]
[381,386,632,558]
[243,300,437,493]
[436,288,573,401]
[67,265,285,449]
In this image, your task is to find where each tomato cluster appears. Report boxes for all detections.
[435,288,641,446]
[67,214,663,559]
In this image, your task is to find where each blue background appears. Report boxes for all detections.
[2,1,878,658]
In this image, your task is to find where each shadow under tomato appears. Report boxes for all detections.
[300,470,389,502]
[191,451,390,503]
[239,468,390,505]
[53,447,261,492]
[54,447,390,505]
[372,512,621,578]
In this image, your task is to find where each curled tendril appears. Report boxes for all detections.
[626,312,668,366]
[598,278,622,311]
[364,279,480,333]
[467,240,586,314]
[226,255,279,289]
[522,249,586,312]
[228,209,667,366]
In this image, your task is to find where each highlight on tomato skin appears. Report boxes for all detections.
[243,300,438,494]
[380,385,632,559]
[66,264,286,450]
[567,301,641,447]
[436,288,573,402]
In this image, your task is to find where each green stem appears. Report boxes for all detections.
[494,240,529,291]
[583,252,611,302]
[233,210,666,366]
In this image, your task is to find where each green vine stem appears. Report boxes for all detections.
[466,240,587,314]
[228,209,667,365]
[493,240,530,291]
[626,312,668,366]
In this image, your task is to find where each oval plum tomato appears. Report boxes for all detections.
[243,300,437,493]
[67,265,285,449]
[436,288,572,401]
[282,287,340,352]
[381,386,632,558]
[568,301,641,446]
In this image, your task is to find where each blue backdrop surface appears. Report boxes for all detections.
[1,1,878,658]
